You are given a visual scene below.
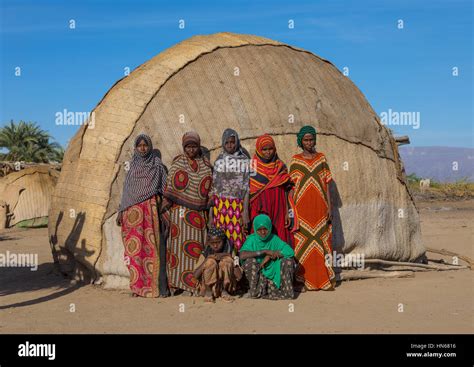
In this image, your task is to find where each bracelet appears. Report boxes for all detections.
[256,251,262,256]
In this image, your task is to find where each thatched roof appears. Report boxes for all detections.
[49,32,423,285]
[0,165,59,227]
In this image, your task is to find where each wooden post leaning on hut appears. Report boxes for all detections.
[0,200,7,229]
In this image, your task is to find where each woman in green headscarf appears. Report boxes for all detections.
[290,125,336,292]
[240,214,295,300]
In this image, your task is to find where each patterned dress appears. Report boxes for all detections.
[250,186,294,246]
[212,196,246,251]
[240,214,295,300]
[289,152,336,290]
[210,129,250,252]
[163,155,212,293]
[119,134,168,298]
[121,195,165,298]
[242,258,295,300]
[249,134,295,247]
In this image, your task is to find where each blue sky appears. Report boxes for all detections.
[1,0,472,148]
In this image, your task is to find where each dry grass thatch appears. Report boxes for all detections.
[0,165,59,228]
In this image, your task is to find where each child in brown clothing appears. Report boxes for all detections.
[194,227,240,303]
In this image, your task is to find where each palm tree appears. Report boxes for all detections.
[0,120,63,163]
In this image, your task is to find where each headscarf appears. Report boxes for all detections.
[255,134,276,162]
[240,214,294,288]
[252,214,273,240]
[221,128,242,153]
[249,134,292,202]
[203,226,232,257]
[179,130,210,167]
[163,132,212,210]
[297,125,317,148]
[211,128,250,200]
[182,131,201,149]
[119,134,167,212]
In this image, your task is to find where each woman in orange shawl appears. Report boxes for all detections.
[249,134,295,247]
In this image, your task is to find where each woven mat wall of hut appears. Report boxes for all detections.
[48,33,423,286]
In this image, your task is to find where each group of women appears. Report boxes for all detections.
[117,125,336,299]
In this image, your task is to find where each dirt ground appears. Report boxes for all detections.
[0,200,472,334]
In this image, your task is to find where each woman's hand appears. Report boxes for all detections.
[211,253,222,261]
[327,209,333,224]
[264,250,274,257]
[207,196,215,207]
[260,255,272,269]
[271,251,282,260]
[264,250,281,260]
[160,198,172,214]
[213,253,230,261]
[243,220,249,235]
[284,210,291,228]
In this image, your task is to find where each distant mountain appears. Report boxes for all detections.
[399,146,474,182]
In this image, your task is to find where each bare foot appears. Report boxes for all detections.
[220,290,235,303]
[295,283,307,293]
[204,296,215,303]
[203,288,214,303]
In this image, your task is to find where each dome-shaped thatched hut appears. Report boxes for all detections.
[1,165,59,229]
[48,32,423,287]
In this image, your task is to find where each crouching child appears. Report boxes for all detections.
[194,227,242,303]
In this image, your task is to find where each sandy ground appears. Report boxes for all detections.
[0,200,472,334]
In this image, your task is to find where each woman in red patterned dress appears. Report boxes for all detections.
[249,134,295,247]
[117,134,168,298]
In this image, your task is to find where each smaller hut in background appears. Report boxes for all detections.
[0,165,60,229]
